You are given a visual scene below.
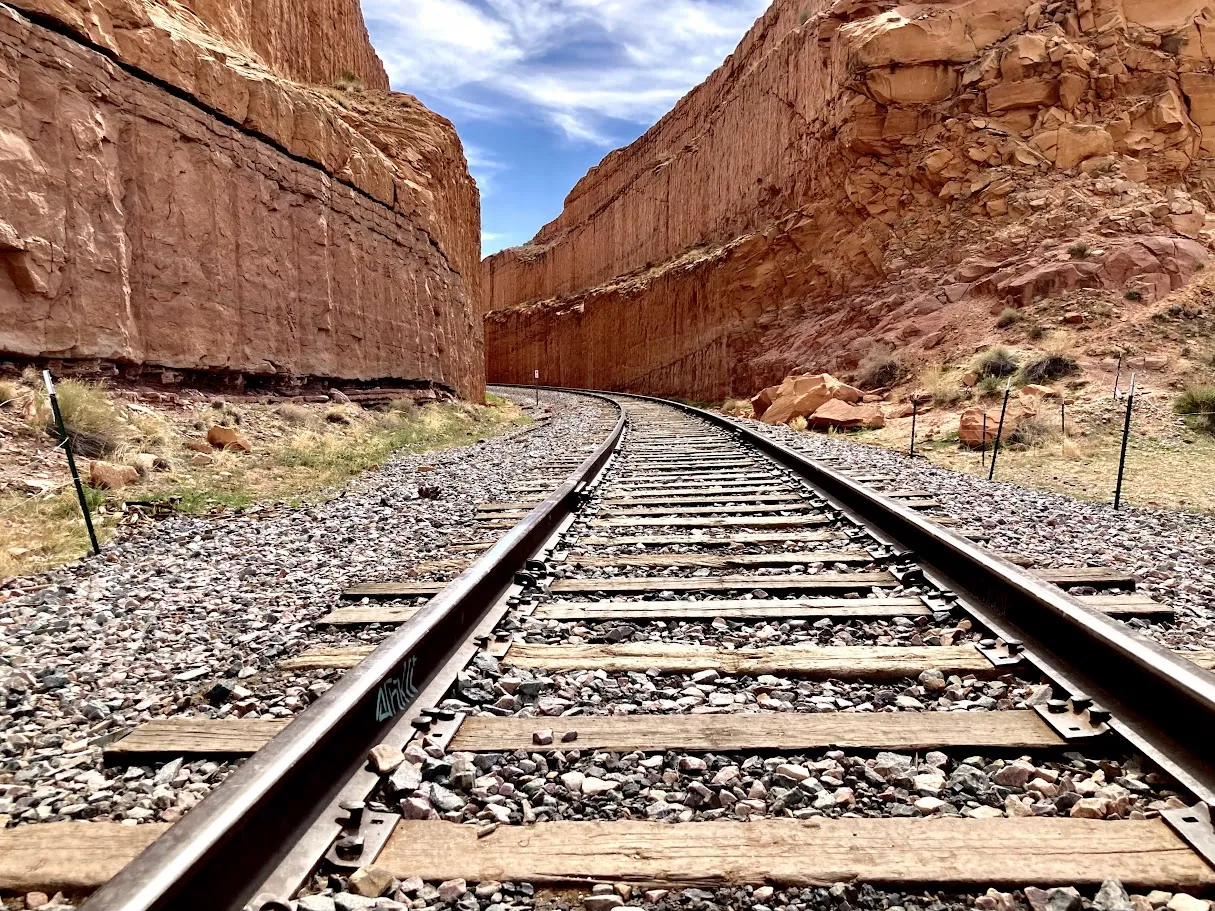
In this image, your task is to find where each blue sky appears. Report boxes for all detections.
[361,0,771,257]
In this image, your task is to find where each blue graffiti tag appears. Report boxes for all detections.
[374,655,419,722]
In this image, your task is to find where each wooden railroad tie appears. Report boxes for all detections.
[375,818,1215,891]
[548,572,899,595]
[279,643,1001,677]
[589,515,831,529]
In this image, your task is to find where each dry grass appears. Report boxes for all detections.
[34,379,129,457]
[918,365,968,406]
[1176,387,1215,435]
[973,346,1019,379]
[2,395,530,582]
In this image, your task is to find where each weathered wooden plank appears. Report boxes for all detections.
[624,461,759,471]
[0,822,172,892]
[884,490,936,499]
[600,493,806,507]
[844,474,899,482]
[566,552,874,569]
[1078,594,1166,615]
[504,643,994,677]
[597,503,816,518]
[343,582,445,599]
[576,532,847,546]
[896,499,944,510]
[104,719,288,759]
[532,597,929,621]
[1039,567,1136,590]
[278,645,376,670]
[549,571,897,594]
[320,605,421,624]
[590,516,829,529]
[449,710,1063,753]
[376,818,1215,890]
[600,488,799,500]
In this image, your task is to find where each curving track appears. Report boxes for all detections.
[18,391,1215,910]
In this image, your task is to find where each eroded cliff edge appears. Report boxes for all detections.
[0,0,483,399]
[484,0,1215,400]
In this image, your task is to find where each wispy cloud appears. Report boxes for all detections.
[464,143,507,196]
[363,0,770,146]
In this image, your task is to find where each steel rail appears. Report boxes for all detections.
[588,388,1215,807]
[81,395,625,911]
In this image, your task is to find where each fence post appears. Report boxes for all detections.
[988,378,1012,482]
[1061,398,1066,456]
[534,368,540,408]
[909,399,918,458]
[1114,374,1136,510]
[43,370,100,556]
[981,412,987,468]
[1113,355,1123,400]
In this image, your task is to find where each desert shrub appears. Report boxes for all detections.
[1176,387,1215,435]
[856,345,905,389]
[919,365,966,406]
[325,406,358,425]
[1124,289,1143,302]
[388,398,420,420]
[39,379,128,457]
[977,375,1006,398]
[1026,324,1046,340]
[1067,242,1091,259]
[1010,414,1054,447]
[798,10,811,24]
[1019,350,1080,385]
[974,346,1019,379]
[334,69,363,91]
[0,379,20,408]
[277,404,313,425]
[995,308,1021,328]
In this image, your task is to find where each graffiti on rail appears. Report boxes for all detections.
[374,655,419,722]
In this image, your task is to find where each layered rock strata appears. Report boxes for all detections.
[0,0,482,398]
[485,0,1215,400]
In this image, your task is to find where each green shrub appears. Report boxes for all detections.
[856,345,905,389]
[978,375,1006,398]
[995,308,1022,328]
[1124,289,1143,302]
[1027,324,1046,341]
[974,346,1019,379]
[40,379,128,457]
[1019,352,1080,385]
[1067,242,1091,259]
[1175,387,1215,435]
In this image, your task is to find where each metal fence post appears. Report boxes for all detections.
[1114,374,1136,510]
[909,399,918,458]
[43,370,100,555]
[988,378,1012,482]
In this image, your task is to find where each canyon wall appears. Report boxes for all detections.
[484,0,1215,400]
[0,0,483,398]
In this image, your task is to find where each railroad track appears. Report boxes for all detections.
[6,391,1215,910]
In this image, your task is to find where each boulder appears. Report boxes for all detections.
[207,425,253,452]
[751,386,779,419]
[90,460,140,490]
[1019,384,1057,399]
[958,403,1036,448]
[760,374,863,425]
[1054,124,1114,170]
[807,399,886,430]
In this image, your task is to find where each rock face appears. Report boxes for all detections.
[0,1,483,399]
[484,0,1215,400]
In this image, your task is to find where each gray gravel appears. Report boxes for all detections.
[300,879,1209,911]
[738,420,1215,651]
[0,391,614,830]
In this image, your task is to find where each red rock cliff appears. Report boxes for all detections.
[484,0,1215,400]
[0,0,483,399]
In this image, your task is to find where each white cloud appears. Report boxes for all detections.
[463,142,507,196]
[363,0,771,145]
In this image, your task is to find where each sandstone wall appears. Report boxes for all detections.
[485,0,1215,399]
[0,1,483,398]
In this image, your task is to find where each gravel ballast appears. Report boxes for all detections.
[0,391,615,830]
